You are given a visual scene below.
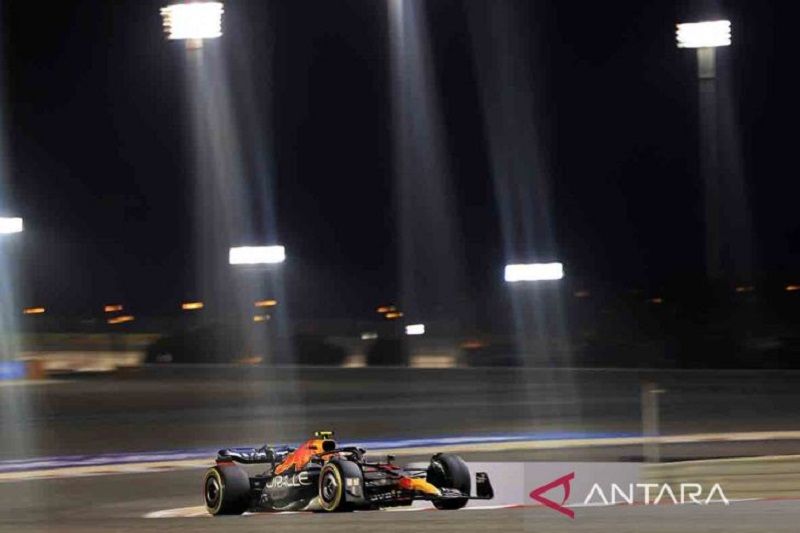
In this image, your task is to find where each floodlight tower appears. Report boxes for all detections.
[676,20,731,281]
[161,2,224,50]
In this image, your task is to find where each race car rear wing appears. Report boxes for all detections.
[216,446,291,464]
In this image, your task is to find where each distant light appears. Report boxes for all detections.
[649,297,664,304]
[229,246,286,265]
[735,285,754,294]
[182,301,204,310]
[786,285,800,293]
[460,340,485,349]
[361,332,378,340]
[504,262,564,282]
[108,315,135,325]
[0,217,23,234]
[405,324,425,336]
[104,304,124,313]
[161,2,223,41]
[574,290,591,298]
[376,305,397,314]
[385,311,404,320]
[676,20,731,48]
[254,299,278,308]
[23,307,45,315]
[410,355,455,369]
[253,314,270,323]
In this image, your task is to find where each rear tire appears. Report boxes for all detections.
[318,462,351,512]
[426,453,470,510]
[204,465,251,515]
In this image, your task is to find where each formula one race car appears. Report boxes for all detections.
[203,431,494,514]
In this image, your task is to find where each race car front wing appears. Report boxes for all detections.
[362,471,494,506]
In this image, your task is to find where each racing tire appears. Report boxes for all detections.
[203,465,251,516]
[318,462,352,512]
[427,453,470,510]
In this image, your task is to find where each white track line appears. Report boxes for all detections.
[144,504,523,518]
[146,506,209,518]
[146,500,772,519]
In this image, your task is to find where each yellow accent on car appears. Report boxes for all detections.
[401,477,442,496]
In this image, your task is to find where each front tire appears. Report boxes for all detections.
[203,465,251,516]
[426,453,470,510]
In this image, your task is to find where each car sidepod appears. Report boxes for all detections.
[257,464,321,511]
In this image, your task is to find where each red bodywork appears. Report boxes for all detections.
[272,438,435,495]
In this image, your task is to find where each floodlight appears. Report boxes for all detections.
[504,262,564,282]
[676,20,731,48]
[0,217,23,234]
[161,2,223,41]
[229,246,286,265]
[405,324,425,336]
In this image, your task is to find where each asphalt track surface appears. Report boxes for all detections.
[2,468,800,532]
[2,367,800,531]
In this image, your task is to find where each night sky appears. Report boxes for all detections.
[2,0,799,319]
